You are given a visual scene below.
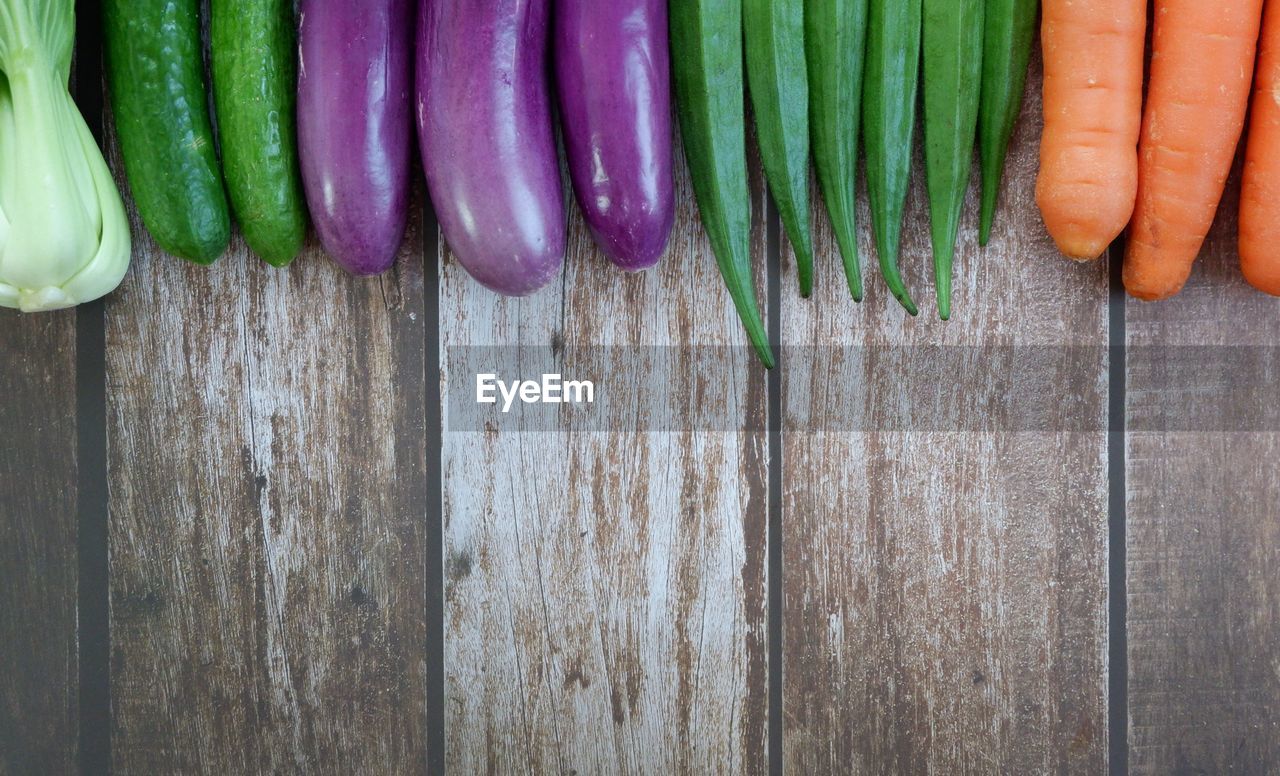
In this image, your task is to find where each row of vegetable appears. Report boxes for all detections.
[3,0,1277,359]
[0,0,1035,365]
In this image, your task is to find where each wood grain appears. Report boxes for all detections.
[0,310,79,776]
[1126,166,1280,773]
[104,143,429,770]
[440,147,770,772]
[781,56,1112,773]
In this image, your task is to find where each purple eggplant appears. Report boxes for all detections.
[555,0,674,270]
[417,0,564,296]
[298,0,413,276]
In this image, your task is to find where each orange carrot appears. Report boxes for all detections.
[1124,0,1264,301]
[1240,0,1280,296]
[1036,0,1146,261]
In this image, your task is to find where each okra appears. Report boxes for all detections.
[806,0,869,302]
[863,0,922,315]
[671,0,775,367]
[744,0,814,297]
[978,0,1038,245]
[923,0,983,320]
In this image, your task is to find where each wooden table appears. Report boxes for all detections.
[1,46,1277,774]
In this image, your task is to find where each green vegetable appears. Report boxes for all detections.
[0,0,131,312]
[744,0,814,297]
[106,0,230,264]
[978,0,1037,245]
[211,0,307,267]
[805,0,868,302]
[922,0,983,320]
[863,0,921,315]
[671,0,775,368]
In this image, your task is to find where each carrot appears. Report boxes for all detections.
[1123,0,1264,301]
[1239,0,1280,297]
[1035,0,1145,261]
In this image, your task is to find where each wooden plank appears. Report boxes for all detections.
[0,310,79,775]
[1126,165,1280,773]
[440,149,770,771]
[782,55,1111,772]
[104,143,429,770]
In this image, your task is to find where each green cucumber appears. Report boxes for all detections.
[806,0,868,302]
[105,0,230,264]
[863,0,921,315]
[211,0,307,267]
[744,0,814,297]
[671,0,775,368]
[922,0,983,320]
[978,0,1038,245]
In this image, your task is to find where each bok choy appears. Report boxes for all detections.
[0,0,130,312]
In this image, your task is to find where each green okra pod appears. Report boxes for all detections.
[805,0,869,302]
[671,0,775,367]
[922,0,983,320]
[744,0,815,297]
[978,0,1038,245]
[863,0,922,315]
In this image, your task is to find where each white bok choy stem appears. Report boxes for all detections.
[0,0,130,312]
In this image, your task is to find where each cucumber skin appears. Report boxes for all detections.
[978,0,1038,245]
[863,0,922,315]
[922,0,983,320]
[105,0,230,265]
[806,0,868,302]
[671,0,775,368]
[744,0,814,297]
[211,0,307,267]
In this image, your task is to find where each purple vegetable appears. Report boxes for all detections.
[555,0,675,270]
[298,0,412,276]
[418,0,564,296]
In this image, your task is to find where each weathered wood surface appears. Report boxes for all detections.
[1126,168,1280,773]
[440,149,770,771]
[782,57,1111,773]
[0,310,79,775]
[9,39,1280,775]
[104,138,430,770]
